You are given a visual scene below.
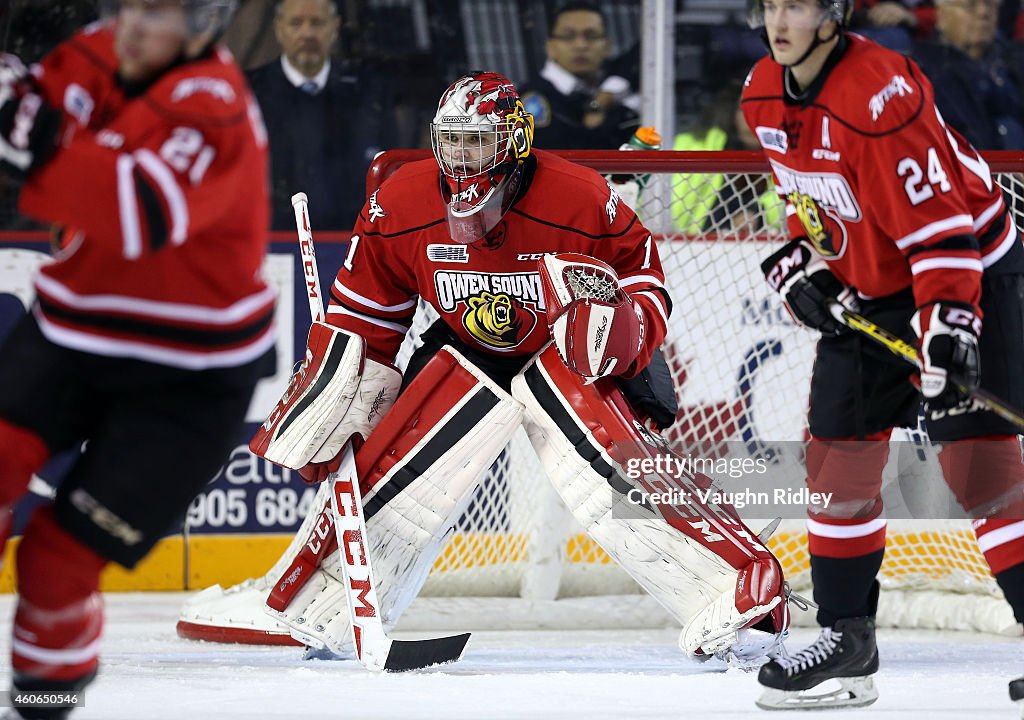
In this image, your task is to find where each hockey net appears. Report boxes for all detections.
[367,149,1022,636]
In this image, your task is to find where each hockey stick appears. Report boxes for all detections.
[290,192,470,671]
[828,301,1024,432]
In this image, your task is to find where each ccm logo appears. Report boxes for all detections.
[766,247,806,290]
[305,512,332,555]
[943,307,982,335]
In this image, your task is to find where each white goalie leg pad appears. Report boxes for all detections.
[250,324,402,468]
[512,346,787,660]
[176,480,333,644]
[267,346,524,655]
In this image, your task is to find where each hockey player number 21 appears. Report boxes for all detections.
[159,127,216,185]
[897,147,951,206]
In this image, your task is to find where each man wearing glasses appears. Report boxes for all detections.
[520,1,640,149]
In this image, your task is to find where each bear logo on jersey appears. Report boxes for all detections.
[462,290,536,349]
[789,192,848,258]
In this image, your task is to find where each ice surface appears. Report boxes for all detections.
[2,593,1018,720]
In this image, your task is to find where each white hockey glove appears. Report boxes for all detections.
[249,322,401,483]
[911,301,981,410]
[538,252,644,379]
[760,238,857,335]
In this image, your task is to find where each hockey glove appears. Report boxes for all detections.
[911,302,981,410]
[538,252,643,379]
[0,54,62,180]
[760,238,856,335]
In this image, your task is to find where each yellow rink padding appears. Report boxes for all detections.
[0,534,292,593]
[186,534,293,588]
[0,528,994,592]
[0,536,185,592]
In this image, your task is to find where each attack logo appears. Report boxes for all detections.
[367,190,386,223]
[869,75,914,122]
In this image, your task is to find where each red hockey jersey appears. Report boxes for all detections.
[742,34,1021,313]
[18,23,275,370]
[326,150,670,375]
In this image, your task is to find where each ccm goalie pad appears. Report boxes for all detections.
[250,323,402,471]
[511,346,789,663]
[539,252,644,379]
[259,347,522,655]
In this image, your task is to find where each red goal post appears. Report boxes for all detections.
[367,149,1024,635]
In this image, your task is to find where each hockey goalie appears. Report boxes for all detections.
[178,71,791,666]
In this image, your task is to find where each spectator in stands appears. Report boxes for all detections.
[247,0,393,230]
[913,0,1024,150]
[519,1,639,149]
[998,0,1024,39]
[671,80,783,235]
[851,1,937,51]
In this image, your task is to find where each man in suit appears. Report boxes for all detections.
[247,0,394,230]
[519,1,639,150]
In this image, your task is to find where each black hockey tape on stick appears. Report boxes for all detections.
[828,301,1024,432]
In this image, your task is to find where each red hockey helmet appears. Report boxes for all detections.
[430,71,535,244]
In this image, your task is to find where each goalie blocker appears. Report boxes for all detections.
[249,322,402,480]
[182,341,788,663]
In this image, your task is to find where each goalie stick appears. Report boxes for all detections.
[827,301,1024,432]
[289,192,470,671]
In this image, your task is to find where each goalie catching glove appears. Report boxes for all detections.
[761,238,857,335]
[539,252,644,379]
[249,323,401,483]
[911,301,981,411]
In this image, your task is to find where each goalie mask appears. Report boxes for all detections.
[430,72,535,244]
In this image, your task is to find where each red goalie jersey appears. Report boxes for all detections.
[742,34,1022,313]
[327,149,670,375]
[18,24,275,370]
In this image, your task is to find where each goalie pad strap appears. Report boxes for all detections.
[265,346,524,655]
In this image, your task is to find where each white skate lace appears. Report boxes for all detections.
[784,582,814,612]
[774,627,842,675]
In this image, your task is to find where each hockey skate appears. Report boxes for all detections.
[755,616,879,710]
[1010,675,1024,718]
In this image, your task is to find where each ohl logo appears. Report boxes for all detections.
[462,290,536,350]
